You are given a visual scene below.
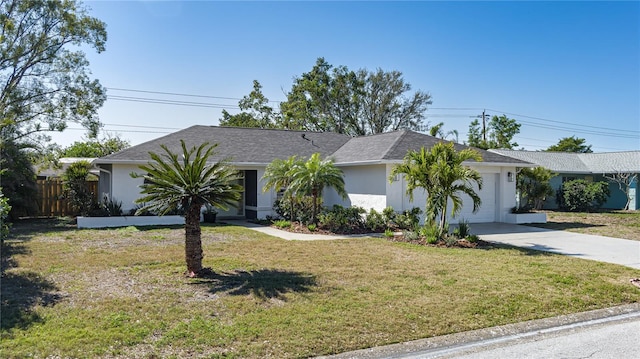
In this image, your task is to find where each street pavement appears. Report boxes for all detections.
[321,304,640,359]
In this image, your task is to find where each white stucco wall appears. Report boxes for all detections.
[111,164,146,213]
[107,162,519,223]
[325,165,388,211]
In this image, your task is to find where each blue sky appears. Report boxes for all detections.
[53,1,640,152]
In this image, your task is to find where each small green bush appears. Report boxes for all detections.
[393,207,422,230]
[420,224,443,244]
[467,234,480,243]
[273,220,291,229]
[318,205,365,233]
[403,230,419,241]
[561,180,610,212]
[365,209,386,232]
[307,223,317,232]
[274,196,315,223]
[384,228,394,238]
[452,220,470,239]
[443,235,459,247]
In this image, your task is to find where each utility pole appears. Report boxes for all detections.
[482,109,487,142]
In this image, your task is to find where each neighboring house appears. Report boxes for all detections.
[93,126,530,223]
[489,150,640,210]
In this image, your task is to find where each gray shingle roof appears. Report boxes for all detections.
[97,126,530,166]
[489,149,640,173]
[331,130,530,164]
[98,126,350,164]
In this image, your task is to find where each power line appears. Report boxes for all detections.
[485,108,639,134]
[108,95,241,110]
[106,87,283,104]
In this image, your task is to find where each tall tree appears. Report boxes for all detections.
[219,80,280,128]
[546,136,593,153]
[390,142,483,231]
[361,68,431,135]
[0,140,38,219]
[289,153,347,224]
[280,58,431,136]
[467,115,521,149]
[132,141,243,277]
[1,0,107,147]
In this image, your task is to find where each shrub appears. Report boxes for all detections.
[382,206,396,224]
[307,223,317,232]
[561,180,610,212]
[393,207,422,230]
[274,196,315,224]
[452,219,470,239]
[443,234,459,247]
[0,188,11,241]
[90,195,123,217]
[318,205,365,233]
[420,224,442,244]
[467,234,480,243]
[365,209,386,232]
[61,161,97,216]
[273,220,291,229]
[384,228,394,238]
[403,230,419,241]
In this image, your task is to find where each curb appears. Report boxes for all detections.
[318,303,640,359]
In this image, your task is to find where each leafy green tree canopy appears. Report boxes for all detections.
[546,136,593,153]
[61,135,130,158]
[0,0,107,147]
[467,115,521,149]
[219,80,280,128]
[279,57,432,136]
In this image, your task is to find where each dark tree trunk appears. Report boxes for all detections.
[184,204,203,277]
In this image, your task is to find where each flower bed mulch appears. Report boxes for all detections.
[386,235,495,249]
[266,221,494,249]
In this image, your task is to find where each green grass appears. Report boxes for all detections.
[1,219,639,358]
[531,210,640,241]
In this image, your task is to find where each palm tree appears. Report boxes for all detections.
[132,140,243,277]
[261,156,303,221]
[390,142,483,231]
[289,153,347,224]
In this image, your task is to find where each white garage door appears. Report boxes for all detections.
[450,173,497,223]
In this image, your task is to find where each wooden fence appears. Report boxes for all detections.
[36,179,99,217]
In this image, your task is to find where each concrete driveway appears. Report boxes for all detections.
[471,223,640,270]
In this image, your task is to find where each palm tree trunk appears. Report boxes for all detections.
[439,201,448,232]
[184,204,203,277]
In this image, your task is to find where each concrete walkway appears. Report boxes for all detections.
[226,220,640,270]
[224,219,383,240]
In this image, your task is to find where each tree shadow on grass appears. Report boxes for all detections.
[526,221,605,231]
[1,241,64,331]
[8,217,76,241]
[191,269,317,301]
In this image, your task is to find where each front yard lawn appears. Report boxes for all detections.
[530,210,640,241]
[2,219,639,358]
